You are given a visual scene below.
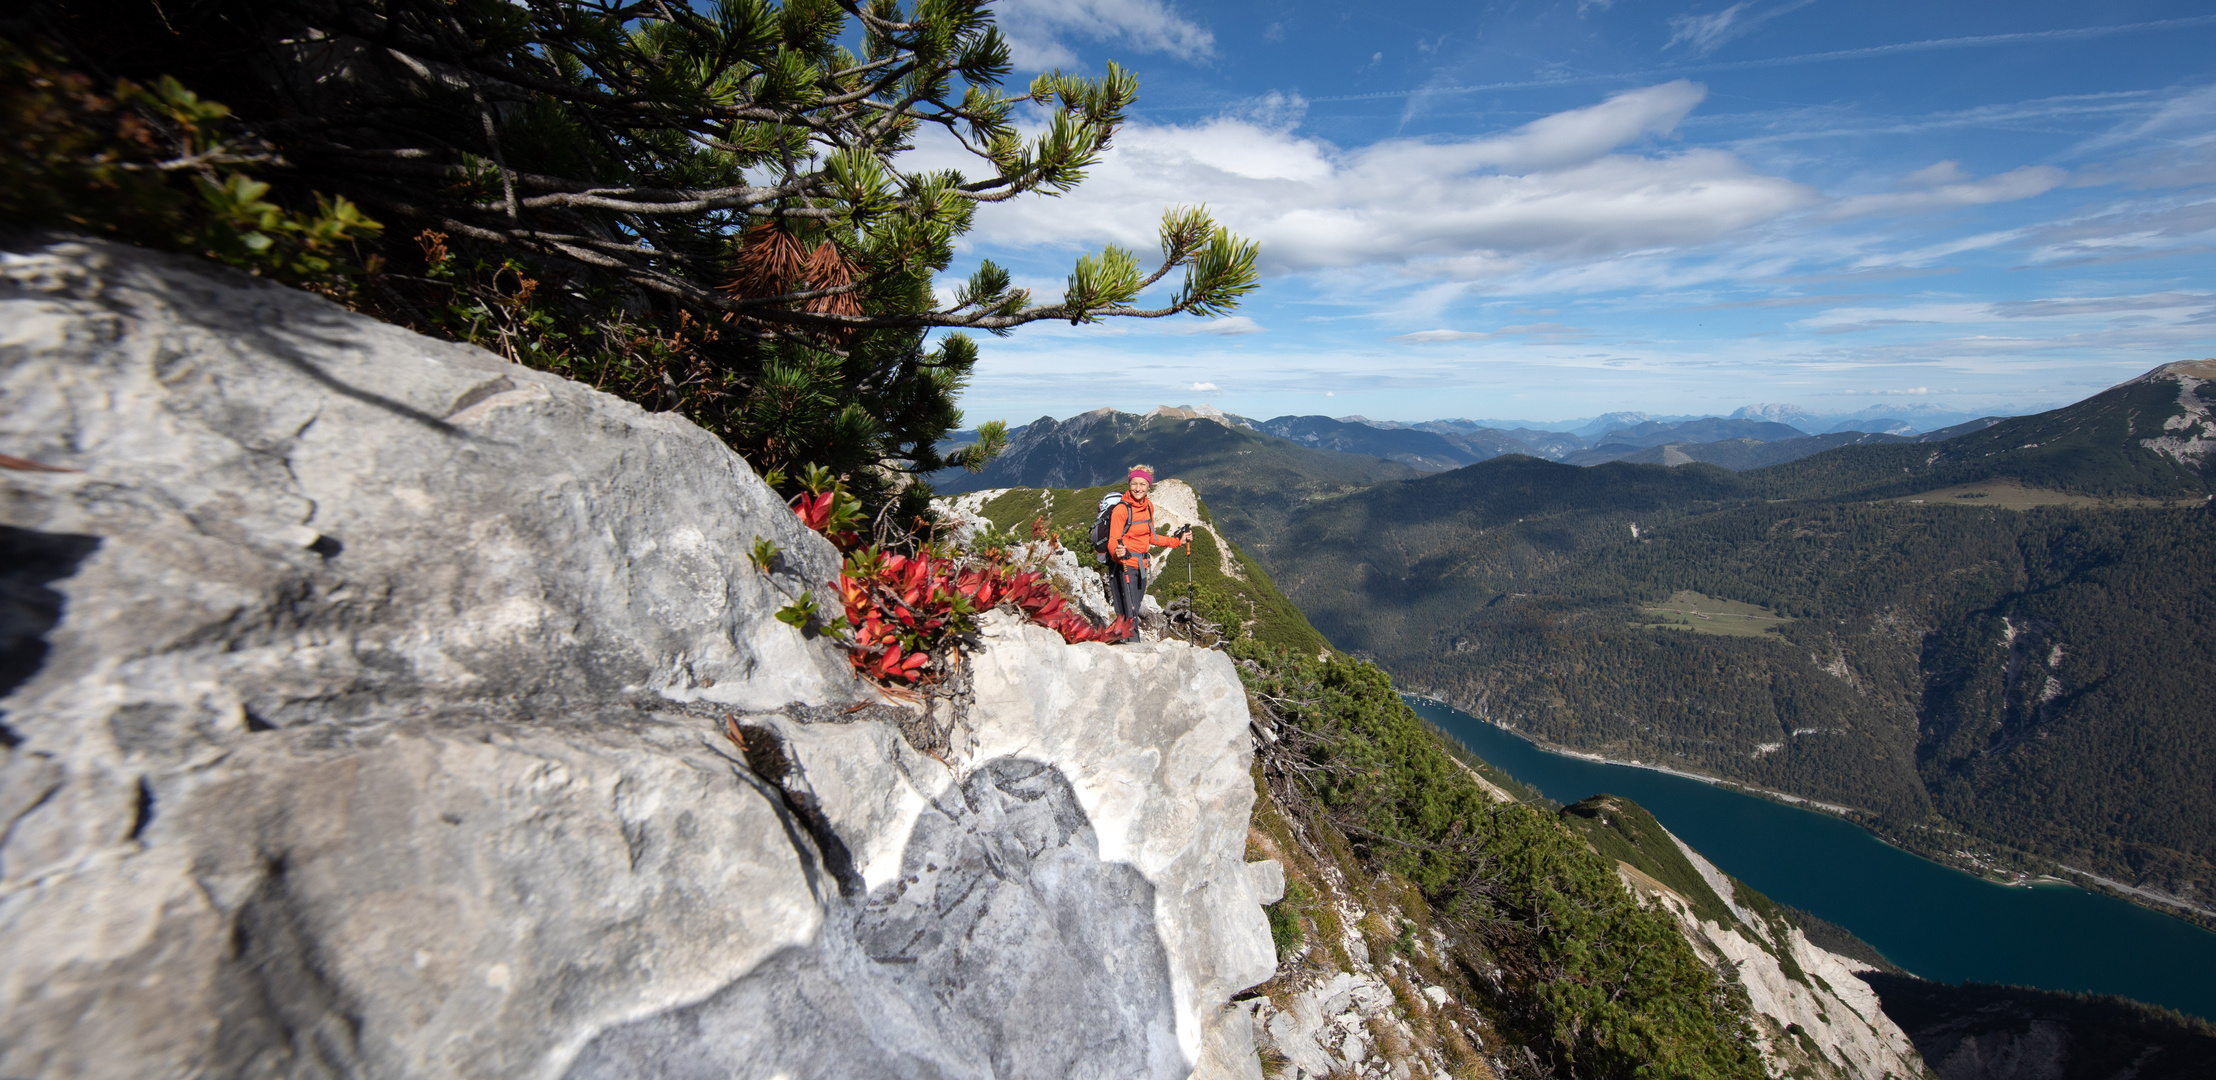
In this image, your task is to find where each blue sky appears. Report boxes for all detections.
[918,0,2216,426]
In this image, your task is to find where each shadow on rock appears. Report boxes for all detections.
[1860,971,2216,1080]
[567,757,1183,1080]
[0,524,101,742]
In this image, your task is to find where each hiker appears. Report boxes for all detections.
[1103,466,1189,633]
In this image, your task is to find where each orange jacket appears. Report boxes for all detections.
[1107,495,1185,568]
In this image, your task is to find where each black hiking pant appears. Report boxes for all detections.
[1109,562,1147,626]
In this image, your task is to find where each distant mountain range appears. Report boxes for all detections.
[930,407,1417,542]
[1295,401,2014,438]
[937,402,2017,485]
[1233,359,2216,918]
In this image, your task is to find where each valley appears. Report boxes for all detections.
[940,361,2216,935]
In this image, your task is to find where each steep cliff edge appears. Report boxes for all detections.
[0,239,1272,1078]
[1559,797,1926,1079]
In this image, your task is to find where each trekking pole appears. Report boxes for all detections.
[1184,526,1193,643]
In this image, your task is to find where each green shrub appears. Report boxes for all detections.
[1266,879,1313,956]
[1243,644,1764,1079]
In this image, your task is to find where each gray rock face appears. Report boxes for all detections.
[0,240,1272,1078]
[571,757,1179,1080]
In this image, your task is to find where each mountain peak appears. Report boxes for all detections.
[1148,403,1246,429]
[1730,403,1817,426]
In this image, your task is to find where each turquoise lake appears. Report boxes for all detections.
[1409,698,2216,1022]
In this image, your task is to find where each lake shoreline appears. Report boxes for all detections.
[1405,688,2216,929]
[1405,694,2216,1020]
[1403,690,1869,813]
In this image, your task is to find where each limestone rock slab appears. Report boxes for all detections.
[0,239,1274,1079]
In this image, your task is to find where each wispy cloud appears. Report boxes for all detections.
[1133,16,2216,113]
[1989,292,2216,319]
[1827,166,2067,220]
[2023,244,2216,270]
[2073,82,2216,155]
[1666,2,1816,59]
[1190,381,1221,391]
[1689,294,1878,310]
[2015,194,2216,266]
[1708,92,2162,148]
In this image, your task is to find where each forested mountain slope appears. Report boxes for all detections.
[1237,361,2216,918]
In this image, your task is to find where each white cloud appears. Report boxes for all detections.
[1183,315,1266,335]
[1899,161,1970,188]
[945,82,1815,283]
[1227,90,1308,131]
[1190,381,1221,391]
[1828,166,2067,220]
[1458,80,1707,172]
[1392,322,1586,343]
[994,0,1214,69]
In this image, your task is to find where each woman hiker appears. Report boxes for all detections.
[1105,465,1189,636]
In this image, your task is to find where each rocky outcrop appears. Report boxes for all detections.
[934,488,1126,625]
[2133,359,2215,467]
[934,480,1235,630]
[1630,832,1927,1080]
[0,239,1273,1078]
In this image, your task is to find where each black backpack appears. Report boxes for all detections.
[1087,492,1126,564]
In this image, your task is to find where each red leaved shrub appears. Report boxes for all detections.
[778,477,1131,686]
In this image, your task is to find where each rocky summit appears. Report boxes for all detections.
[0,239,1274,1079]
